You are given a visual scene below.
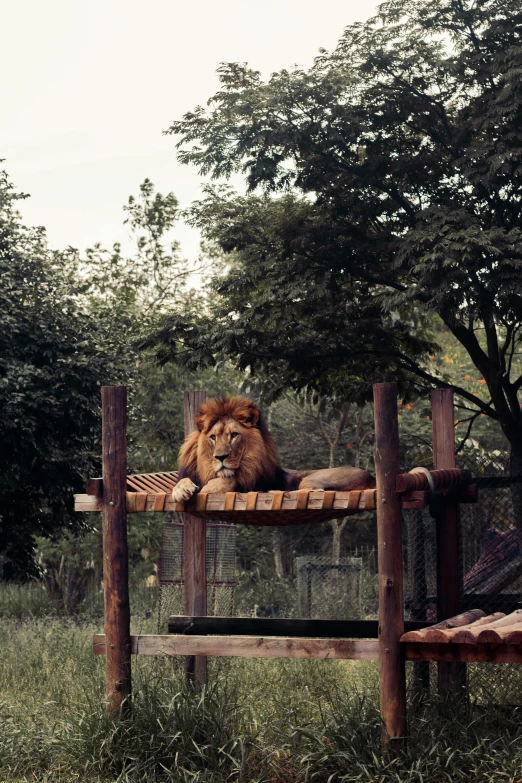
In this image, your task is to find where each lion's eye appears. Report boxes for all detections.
[209,434,216,441]
[230,432,239,439]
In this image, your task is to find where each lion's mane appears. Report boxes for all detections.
[177,396,286,492]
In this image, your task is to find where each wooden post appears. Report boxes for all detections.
[373,382,406,746]
[102,385,131,718]
[432,388,465,696]
[183,390,207,684]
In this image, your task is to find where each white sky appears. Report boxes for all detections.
[1,0,378,265]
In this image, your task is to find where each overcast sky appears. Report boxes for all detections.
[2,0,378,265]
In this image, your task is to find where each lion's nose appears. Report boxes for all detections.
[215,454,228,463]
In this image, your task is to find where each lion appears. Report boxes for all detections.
[172,395,375,503]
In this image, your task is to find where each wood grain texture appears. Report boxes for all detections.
[101,386,131,719]
[93,634,380,660]
[400,609,486,642]
[92,634,522,664]
[373,382,406,746]
[183,391,207,684]
[424,613,505,643]
[396,468,470,494]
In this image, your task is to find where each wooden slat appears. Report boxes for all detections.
[400,609,486,642]
[246,492,258,511]
[453,609,522,643]
[93,634,379,660]
[271,491,284,510]
[127,475,158,493]
[424,613,506,643]
[196,493,208,512]
[476,623,522,645]
[224,492,236,511]
[153,493,166,511]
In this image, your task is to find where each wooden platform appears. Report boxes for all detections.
[400,609,522,648]
[75,469,477,523]
[75,487,378,523]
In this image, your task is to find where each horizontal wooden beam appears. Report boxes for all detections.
[168,616,430,638]
[93,634,522,664]
[93,634,379,660]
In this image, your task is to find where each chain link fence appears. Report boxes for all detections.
[158,454,522,705]
[157,520,237,631]
[405,452,522,704]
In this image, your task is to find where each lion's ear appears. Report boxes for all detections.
[196,413,206,432]
[242,403,260,428]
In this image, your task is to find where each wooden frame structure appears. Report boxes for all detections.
[76,381,519,745]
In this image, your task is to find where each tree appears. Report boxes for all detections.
[0,169,123,578]
[154,0,522,504]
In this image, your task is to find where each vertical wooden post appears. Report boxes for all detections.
[183,390,207,684]
[373,382,406,746]
[432,388,464,696]
[102,385,131,718]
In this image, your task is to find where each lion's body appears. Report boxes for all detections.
[172,396,375,502]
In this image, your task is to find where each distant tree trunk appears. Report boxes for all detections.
[331,520,347,566]
[272,528,285,580]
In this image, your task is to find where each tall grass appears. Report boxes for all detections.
[1,615,522,782]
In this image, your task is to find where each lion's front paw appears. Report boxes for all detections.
[172,478,199,503]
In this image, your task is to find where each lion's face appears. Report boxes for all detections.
[177,396,279,492]
[205,417,249,478]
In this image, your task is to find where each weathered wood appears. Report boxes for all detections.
[432,388,464,696]
[396,468,471,494]
[93,634,380,660]
[400,609,486,642]
[93,633,522,664]
[476,622,522,645]
[373,382,406,747]
[74,487,378,518]
[101,386,131,719]
[424,613,506,643]
[450,610,522,643]
[405,643,522,664]
[183,390,207,684]
[87,477,103,497]
[77,483,477,515]
[168,616,430,638]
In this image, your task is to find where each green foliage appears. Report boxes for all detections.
[156,0,522,468]
[0,168,123,578]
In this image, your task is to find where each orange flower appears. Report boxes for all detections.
[429,355,435,359]
[346,443,352,449]
[464,375,471,381]
[478,379,486,386]
[398,401,403,406]
[406,403,414,409]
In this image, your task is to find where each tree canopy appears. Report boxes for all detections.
[0,170,123,577]
[155,0,522,473]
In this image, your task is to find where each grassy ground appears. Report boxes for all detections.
[1,591,522,781]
